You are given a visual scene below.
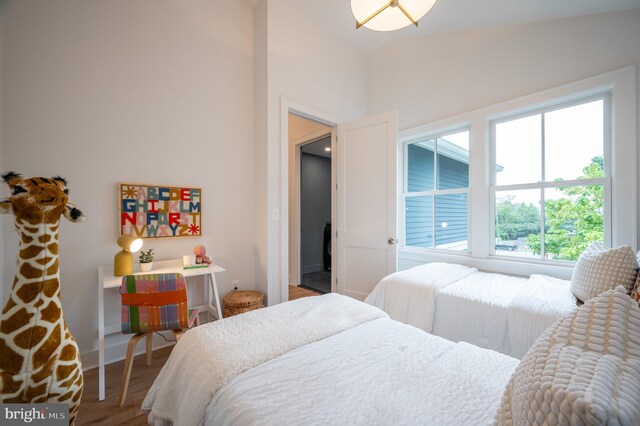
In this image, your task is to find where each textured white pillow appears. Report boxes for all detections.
[570,242,638,302]
[495,286,640,425]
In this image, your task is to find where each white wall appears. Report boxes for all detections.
[1,0,255,367]
[366,10,640,263]
[253,0,269,306]
[255,0,367,304]
[368,10,640,130]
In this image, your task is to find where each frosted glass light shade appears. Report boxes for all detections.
[117,235,143,252]
[351,0,437,31]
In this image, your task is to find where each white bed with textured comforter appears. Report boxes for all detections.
[143,293,518,425]
[365,263,577,358]
[143,288,640,425]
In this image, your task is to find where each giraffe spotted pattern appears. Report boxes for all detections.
[0,173,86,424]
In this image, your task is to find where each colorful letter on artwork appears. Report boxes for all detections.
[119,183,202,238]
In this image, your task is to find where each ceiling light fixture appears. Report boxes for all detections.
[351,0,437,31]
[325,147,331,152]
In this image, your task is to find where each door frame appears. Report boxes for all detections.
[281,98,341,302]
[290,128,332,287]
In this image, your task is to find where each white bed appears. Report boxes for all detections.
[365,262,577,358]
[143,293,519,425]
[206,320,517,426]
[143,289,640,425]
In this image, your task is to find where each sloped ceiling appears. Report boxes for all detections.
[236,0,640,54]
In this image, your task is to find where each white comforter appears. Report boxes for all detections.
[364,262,477,332]
[143,293,519,425]
[207,318,519,425]
[143,294,386,425]
[433,271,530,355]
[507,274,577,358]
[366,263,576,358]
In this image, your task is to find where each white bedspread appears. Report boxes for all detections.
[206,318,519,425]
[364,262,476,332]
[142,293,387,426]
[366,263,577,359]
[507,274,577,358]
[433,271,530,355]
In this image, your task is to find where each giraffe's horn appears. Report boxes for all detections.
[2,171,22,186]
[52,176,68,186]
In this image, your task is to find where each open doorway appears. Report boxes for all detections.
[299,137,332,293]
[288,113,334,300]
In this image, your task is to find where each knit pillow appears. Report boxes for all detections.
[631,273,640,305]
[495,286,640,425]
[570,242,637,302]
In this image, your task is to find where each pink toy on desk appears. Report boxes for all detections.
[194,245,213,265]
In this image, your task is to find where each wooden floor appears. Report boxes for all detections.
[78,345,173,425]
[289,284,320,300]
[78,286,320,424]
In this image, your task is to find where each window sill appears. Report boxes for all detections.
[398,246,574,280]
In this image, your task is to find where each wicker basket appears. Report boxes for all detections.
[223,290,264,317]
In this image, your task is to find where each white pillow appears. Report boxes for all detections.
[495,286,640,425]
[570,242,637,302]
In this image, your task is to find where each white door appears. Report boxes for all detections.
[336,111,397,300]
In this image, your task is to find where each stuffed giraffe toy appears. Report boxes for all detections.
[0,172,85,424]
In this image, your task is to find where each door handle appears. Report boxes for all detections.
[387,238,397,245]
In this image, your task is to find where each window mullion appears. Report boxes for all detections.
[540,187,545,260]
[432,138,438,248]
[493,177,607,192]
[432,195,436,248]
[540,113,546,259]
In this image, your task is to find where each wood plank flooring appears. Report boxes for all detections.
[78,345,173,425]
[289,284,320,300]
[78,287,321,424]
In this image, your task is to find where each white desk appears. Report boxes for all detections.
[97,259,225,401]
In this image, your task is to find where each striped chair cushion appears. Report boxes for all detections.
[120,273,190,334]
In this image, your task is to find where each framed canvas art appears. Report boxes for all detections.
[119,183,202,238]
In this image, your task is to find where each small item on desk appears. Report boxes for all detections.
[139,248,154,272]
[183,264,210,270]
[194,245,213,265]
[183,254,197,267]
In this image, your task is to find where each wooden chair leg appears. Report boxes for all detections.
[173,329,184,342]
[119,333,145,407]
[146,332,153,366]
[195,313,201,327]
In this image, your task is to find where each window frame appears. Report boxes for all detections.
[401,128,472,252]
[488,92,612,263]
[397,66,636,279]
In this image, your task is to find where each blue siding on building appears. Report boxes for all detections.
[406,144,469,248]
[437,155,469,190]
[407,143,434,192]
[406,196,433,247]
[435,194,468,246]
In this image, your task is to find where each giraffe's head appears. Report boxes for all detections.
[0,172,86,224]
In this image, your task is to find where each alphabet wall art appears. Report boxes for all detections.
[119,183,202,238]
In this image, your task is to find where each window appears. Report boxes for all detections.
[491,95,610,261]
[403,129,470,251]
[398,68,635,275]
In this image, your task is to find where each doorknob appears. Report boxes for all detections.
[387,238,397,245]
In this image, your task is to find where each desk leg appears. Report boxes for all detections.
[205,273,212,323]
[209,272,223,320]
[98,272,105,401]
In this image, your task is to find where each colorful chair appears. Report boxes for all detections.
[118,273,199,406]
